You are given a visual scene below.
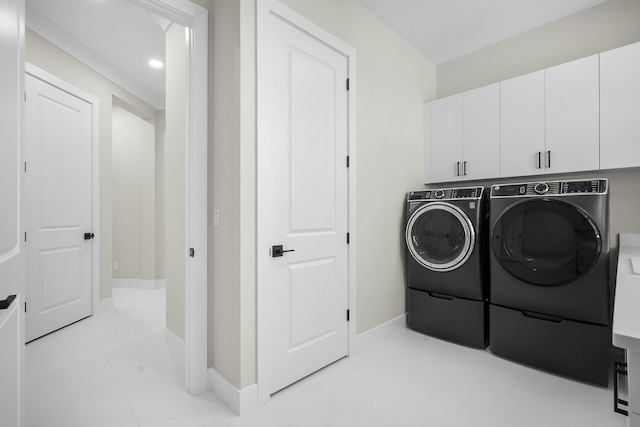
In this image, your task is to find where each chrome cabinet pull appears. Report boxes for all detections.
[456,161,460,176]
[536,152,542,169]
[463,161,467,176]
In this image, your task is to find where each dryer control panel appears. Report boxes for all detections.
[408,186,483,201]
[491,179,608,197]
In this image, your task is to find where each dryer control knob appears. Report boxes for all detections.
[434,189,445,199]
[534,182,549,195]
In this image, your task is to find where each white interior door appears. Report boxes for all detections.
[0,0,25,424]
[25,73,93,342]
[262,12,350,394]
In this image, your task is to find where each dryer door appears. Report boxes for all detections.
[491,198,601,286]
[406,202,475,272]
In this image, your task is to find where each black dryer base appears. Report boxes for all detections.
[407,288,488,349]
[489,304,610,386]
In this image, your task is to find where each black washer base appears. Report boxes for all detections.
[407,288,488,349]
[489,304,610,386]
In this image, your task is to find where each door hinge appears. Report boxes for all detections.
[24,232,27,242]
[346,78,350,91]
[347,309,350,321]
[189,248,195,257]
[346,156,350,168]
[24,91,26,102]
[347,232,350,244]
[24,302,27,313]
[24,162,27,173]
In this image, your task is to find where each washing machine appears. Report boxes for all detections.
[489,178,610,385]
[405,186,489,348]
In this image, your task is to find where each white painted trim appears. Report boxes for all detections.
[208,368,259,416]
[130,0,209,396]
[25,5,165,110]
[24,62,102,329]
[164,326,185,364]
[112,279,166,289]
[183,8,209,397]
[94,296,114,314]
[256,0,357,405]
[352,314,407,355]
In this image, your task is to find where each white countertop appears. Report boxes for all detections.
[613,234,640,352]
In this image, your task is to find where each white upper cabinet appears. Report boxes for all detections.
[545,54,600,174]
[424,41,640,183]
[429,94,463,183]
[426,84,500,183]
[500,70,545,178]
[600,41,640,170]
[463,83,501,181]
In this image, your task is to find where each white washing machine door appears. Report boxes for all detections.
[406,202,475,272]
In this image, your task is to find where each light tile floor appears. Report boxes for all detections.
[26,288,628,427]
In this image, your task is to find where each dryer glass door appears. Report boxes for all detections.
[406,203,475,272]
[491,199,601,286]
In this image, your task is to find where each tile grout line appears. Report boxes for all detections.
[88,295,143,427]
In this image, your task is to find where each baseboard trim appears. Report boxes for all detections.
[164,327,185,364]
[352,313,407,355]
[94,296,113,315]
[112,279,166,289]
[208,368,258,416]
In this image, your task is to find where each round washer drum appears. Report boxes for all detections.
[406,202,475,272]
[491,198,602,287]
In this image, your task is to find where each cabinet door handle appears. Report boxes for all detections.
[536,152,542,169]
[463,161,467,176]
[546,150,551,168]
[456,161,460,176]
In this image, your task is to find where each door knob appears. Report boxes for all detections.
[84,232,95,240]
[271,245,295,257]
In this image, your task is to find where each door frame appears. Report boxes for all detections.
[24,0,208,394]
[131,0,209,395]
[256,0,357,404]
[24,63,101,330]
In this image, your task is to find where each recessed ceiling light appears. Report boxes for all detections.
[148,59,164,69]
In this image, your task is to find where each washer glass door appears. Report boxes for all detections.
[492,199,601,286]
[406,202,475,272]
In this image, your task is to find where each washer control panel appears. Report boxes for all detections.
[408,186,483,201]
[491,179,607,198]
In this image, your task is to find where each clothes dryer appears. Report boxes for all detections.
[405,186,489,348]
[489,178,610,385]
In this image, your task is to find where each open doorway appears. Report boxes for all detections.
[23,0,207,395]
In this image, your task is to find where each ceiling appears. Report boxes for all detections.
[25,0,608,110]
[26,0,169,109]
[357,0,608,64]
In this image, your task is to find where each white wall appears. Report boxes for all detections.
[156,110,166,280]
[164,23,187,339]
[199,0,436,390]
[112,104,156,281]
[437,0,640,97]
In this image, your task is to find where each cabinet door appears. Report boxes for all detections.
[463,83,500,180]
[600,42,640,170]
[500,70,545,178]
[429,94,463,182]
[546,55,599,174]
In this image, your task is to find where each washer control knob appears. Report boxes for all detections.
[434,189,445,199]
[534,182,549,195]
